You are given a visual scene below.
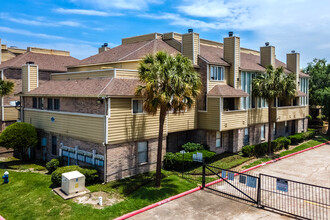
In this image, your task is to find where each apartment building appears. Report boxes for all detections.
[17,30,309,181]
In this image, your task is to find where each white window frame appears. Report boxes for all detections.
[137,141,148,164]
[210,65,225,81]
[216,131,221,148]
[132,99,144,114]
[261,124,265,140]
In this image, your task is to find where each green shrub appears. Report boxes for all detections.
[46,158,60,173]
[181,142,205,152]
[307,115,312,121]
[163,149,216,171]
[51,165,98,187]
[288,133,304,144]
[254,142,268,157]
[0,122,38,157]
[242,145,254,157]
[274,137,291,150]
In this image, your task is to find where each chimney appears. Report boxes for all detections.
[286,50,300,90]
[223,32,240,88]
[22,62,39,93]
[260,42,275,68]
[182,29,200,65]
[99,43,109,53]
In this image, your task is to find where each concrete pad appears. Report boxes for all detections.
[53,187,90,200]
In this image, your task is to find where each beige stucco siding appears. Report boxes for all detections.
[167,105,197,133]
[51,69,115,80]
[198,97,220,130]
[108,98,165,144]
[24,110,105,143]
[30,66,38,90]
[3,107,19,121]
[248,108,268,125]
[221,110,247,131]
[22,66,29,93]
[273,106,307,122]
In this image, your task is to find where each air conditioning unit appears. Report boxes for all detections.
[61,171,85,195]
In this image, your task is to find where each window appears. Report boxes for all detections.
[210,65,224,81]
[216,131,221,148]
[241,72,254,109]
[51,136,57,155]
[32,97,37,108]
[244,128,249,146]
[38,98,43,109]
[54,99,60,110]
[137,141,148,164]
[223,98,236,111]
[273,123,277,135]
[285,121,289,133]
[133,100,143,113]
[302,120,305,132]
[261,124,265,140]
[47,98,53,110]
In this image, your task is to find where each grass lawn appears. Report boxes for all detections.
[187,153,252,175]
[242,135,330,169]
[0,169,197,220]
[0,157,47,171]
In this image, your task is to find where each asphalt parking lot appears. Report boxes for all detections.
[131,145,330,220]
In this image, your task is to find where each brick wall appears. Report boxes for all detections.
[106,138,166,181]
[24,97,105,114]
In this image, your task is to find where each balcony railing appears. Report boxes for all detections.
[272,106,307,122]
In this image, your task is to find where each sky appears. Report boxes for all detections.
[1,0,329,68]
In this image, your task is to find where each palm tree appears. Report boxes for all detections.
[252,66,296,155]
[0,79,14,97]
[136,51,201,187]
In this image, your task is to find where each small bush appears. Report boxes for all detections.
[51,165,98,187]
[242,145,254,157]
[163,149,216,171]
[254,142,268,157]
[181,142,205,152]
[307,115,312,121]
[288,133,304,145]
[274,137,291,150]
[46,158,60,173]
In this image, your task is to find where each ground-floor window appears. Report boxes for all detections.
[261,124,265,140]
[273,123,277,135]
[285,121,289,133]
[216,131,221,148]
[51,136,57,155]
[244,128,249,146]
[137,141,148,164]
[302,120,305,132]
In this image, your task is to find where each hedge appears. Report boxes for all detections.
[163,149,216,171]
[51,165,98,187]
[242,130,315,158]
[181,142,205,152]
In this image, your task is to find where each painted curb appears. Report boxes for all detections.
[114,141,330,220]
[0,216,5,220]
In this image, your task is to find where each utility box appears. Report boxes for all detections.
[61,171,85,195]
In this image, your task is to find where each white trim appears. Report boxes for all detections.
[27,65,30,92]
[107,98,111,117]
[50,68,137,76]
[105,116,109,144]
[24,108,105,117]
[114,69,117,78]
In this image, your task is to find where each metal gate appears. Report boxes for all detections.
[202,164,330,220]
[202,165,260,204]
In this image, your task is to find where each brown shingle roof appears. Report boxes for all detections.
[208,84,248,97]
[0,52,79,72]
[21,78,142,97]
[299,72,310,78]
[296,90,307,97]
[75,39,179,67]
[199,45,230,66]
[240,52,265,72]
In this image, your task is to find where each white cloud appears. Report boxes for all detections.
[144,0,330,66]
[54,8,123,16]
[0,13,82,28]
[70,0,162,10]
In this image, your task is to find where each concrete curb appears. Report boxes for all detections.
[114,140,330,220]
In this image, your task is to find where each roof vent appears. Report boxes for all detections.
[265,42,270,46]
[228,31,233,37]
[291,50,296,53]
[102,43,108,48]
[188,29,193,33]
[26,61,34,65]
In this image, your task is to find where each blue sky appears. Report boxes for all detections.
[1,0,329,67]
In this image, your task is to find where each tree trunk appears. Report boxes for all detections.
[327,119,330,136]
[155,105,166,188]
[268,100,273,156]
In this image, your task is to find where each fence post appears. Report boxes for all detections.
[202,163,206,189]
[257,173,261,208]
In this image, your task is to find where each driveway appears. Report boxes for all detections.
[131,145,330,220]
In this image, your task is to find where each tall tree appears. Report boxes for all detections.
[305,58,330,135]
[252,66,296,155]
[136,51,201,187]
[0,79,14,97]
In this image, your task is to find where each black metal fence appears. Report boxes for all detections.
[202,164,330,220]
